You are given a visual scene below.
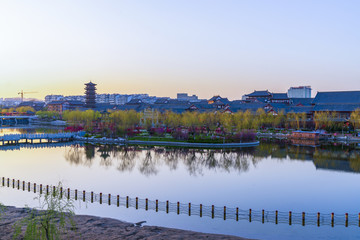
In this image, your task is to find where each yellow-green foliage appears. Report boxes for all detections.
[36,111,60,119]
[13,182,75,240]
[58,108,359,133]
[314,111,330,129]
[350,108,360,130]
[109,110,140,132]
[1,108,15,114]
[16,106,36,113]
[63,110,101,125]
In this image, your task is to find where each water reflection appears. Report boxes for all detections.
[0,126,64,136]
[64,144,258,176]
[62,141,360,175]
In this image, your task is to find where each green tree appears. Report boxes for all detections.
[16,106,36,114]
[314,111,330,130]
[13,182,76,240]
[350,108,360,130]
[36,111,60,120]
[300,112,307,129]
[161,111,178,128]
[242,110,252,129]
[109,110,140,135]
[273,111,285,128]
[219,113,234,134]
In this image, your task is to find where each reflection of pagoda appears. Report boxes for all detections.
[84,81,97,108]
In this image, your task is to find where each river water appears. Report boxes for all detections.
[0,128,359,239]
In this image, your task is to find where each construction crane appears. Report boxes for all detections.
[18,90,38,102]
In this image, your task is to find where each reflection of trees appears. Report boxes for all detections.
[350,158,360,172]
[84,144,95,162]
[98,146,112,168]
[63,141,360,175]
[64,145,83,165]
[64,145,260,176]
[350,152,360,172]
[114,147,137,172]
[160,148,179,171]
[138,150,158,176]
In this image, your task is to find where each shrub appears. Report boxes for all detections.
[13,182,76,240]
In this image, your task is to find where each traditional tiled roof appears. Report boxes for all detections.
[167,99,190,105]
[282,106,314,114]
[290,98,314,106]
[208,96,230,104]
[228,103,266,113]
[313,104,360,112]
[313,91,360,104]
[94,104,114,111]
[246,90,271,97]
[114,105,143,111]
[231,100,245,104]
[271,93,289,100]
[152,104,190,113]
[191,103,215,112]
[263,103,313,114]
[126,99,143,105]
[154,98,170,104]
[85,81,96,86]
[209,95,222,101]
[253,98,268,103]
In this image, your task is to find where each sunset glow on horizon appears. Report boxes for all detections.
[1,0,360,100]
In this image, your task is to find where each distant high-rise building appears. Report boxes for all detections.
[287,86,311,98]
[85,82,97,108]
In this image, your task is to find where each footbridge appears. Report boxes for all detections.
[0,116,37,126]
[0,132,77,145]
[0,141,81,151]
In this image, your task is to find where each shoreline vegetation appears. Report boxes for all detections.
[49,109,360,142]
[2,108,360,145]
[3,106,360,134]
[36,108,360,134]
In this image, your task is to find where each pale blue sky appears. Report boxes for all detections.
[0,0,359,100]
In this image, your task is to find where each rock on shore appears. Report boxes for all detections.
[0,206,251,240]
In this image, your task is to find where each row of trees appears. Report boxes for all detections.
[314,109,360,132]
[52,108,360,135]
[0,106,36,114]
[160,109,307,132]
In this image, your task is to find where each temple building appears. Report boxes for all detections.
[85,82,97,108]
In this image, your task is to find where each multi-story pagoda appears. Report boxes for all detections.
[84,81,97,108]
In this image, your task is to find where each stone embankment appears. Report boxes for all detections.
[0,206,250,240]
[74,136,259,148]
[257,132,360,142]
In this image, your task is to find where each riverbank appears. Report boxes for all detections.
[0,206,251,240]
[257,132,360,142]
[127,140,259,148]
[74,136,259,148]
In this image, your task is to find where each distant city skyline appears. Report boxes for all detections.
[1,0,359,100]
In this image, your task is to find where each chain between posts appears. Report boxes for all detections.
[1,176,359,227]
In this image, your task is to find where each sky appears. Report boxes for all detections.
[0,0,359,100]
